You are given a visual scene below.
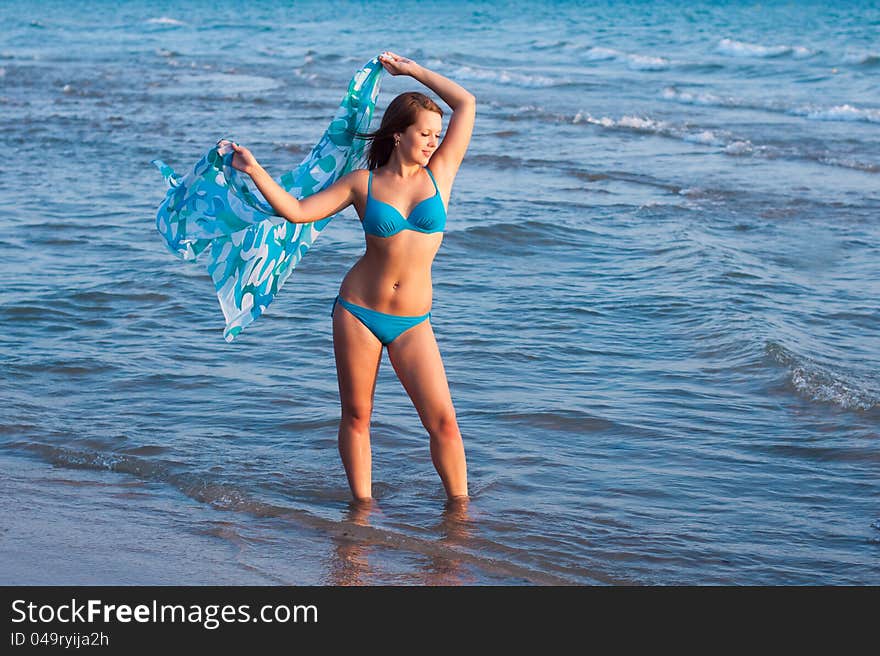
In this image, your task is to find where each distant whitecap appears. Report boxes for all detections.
[582,46,669,70]
[146,17,186,26]
[716,37,812,58]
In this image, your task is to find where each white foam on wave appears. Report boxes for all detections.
[684,130,724,146]
[575,112,706,142]
[147,17,186,26]
[583,46,619,61]
[766,341,880,412]
[583,46,670,70]
[716,37,814,58]
[663,86,772,113]
[723,140,755,155]
[663,86,880,125]
[616,115,664,130]
[794,104,880,124]
[663,87,730,106]
[569,106,876,173]
[627,53,670,70]
[574,112,708,146]
[815,156,879,173]
[439,63,558,88]
[581,110,869,165]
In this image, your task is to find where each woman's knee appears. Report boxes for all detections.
[425,410,460,442]
[340,404,373,433]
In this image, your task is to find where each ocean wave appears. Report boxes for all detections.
[583,46,670,70]
[524,39,670,71]
[842,51,879,66]
[146,17,186,26]
[574,111,721,146]
[573,111,879,173]
[662,86,756,108]
[765,341,879,412]
[151,71,284,95]
[582,46,617,61]
[792,104,880,124]
[814,156,880,172]
[527,39,582,52]
[486,101,562,123]
[464,148,690,199]
[716,38,815,59]
[426,60,559,88]
[460,220,572,249]
[662,86,880,124]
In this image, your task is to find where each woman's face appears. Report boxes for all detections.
[398,110,442,165]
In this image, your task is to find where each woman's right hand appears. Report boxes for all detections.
[218,139,260,175]
[378,51,419,77]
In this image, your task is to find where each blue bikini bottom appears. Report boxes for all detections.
[331,295,431,346]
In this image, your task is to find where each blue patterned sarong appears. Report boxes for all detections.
[151,57,384,342]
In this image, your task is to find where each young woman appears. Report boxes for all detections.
[224,51,475,503]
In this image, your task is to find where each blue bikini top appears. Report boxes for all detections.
[362,166,446,238]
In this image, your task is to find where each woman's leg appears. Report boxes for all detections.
[386,320,468,499]
[332,300,384,500]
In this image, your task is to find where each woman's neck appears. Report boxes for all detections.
[382,153,422,178]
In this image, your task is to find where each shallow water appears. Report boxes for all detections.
[1,0,879,584]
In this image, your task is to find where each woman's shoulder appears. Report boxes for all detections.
[336,168,370,191]
[342,168,371,181]
[337,168,372,205]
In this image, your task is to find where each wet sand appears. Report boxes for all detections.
[0,453,523,585]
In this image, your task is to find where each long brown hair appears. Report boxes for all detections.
[354,92,443,170]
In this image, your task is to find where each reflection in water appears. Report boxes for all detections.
[327,498,377,586]
[325,497,477,586]
[424,496,474,585]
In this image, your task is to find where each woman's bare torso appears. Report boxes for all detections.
[338,168,447,315]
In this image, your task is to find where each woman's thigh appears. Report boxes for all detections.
[332,302,383,416]
[386,320,457,433]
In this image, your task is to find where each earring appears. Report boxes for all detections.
[394,137,400,147]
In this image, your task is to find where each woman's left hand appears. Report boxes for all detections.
[218,140,259,175]
[378,51,419,77]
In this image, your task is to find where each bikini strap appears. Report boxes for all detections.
[424,166,440,194]
[367,169,373,198]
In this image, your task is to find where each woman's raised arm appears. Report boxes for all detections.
[379,52,476,179]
